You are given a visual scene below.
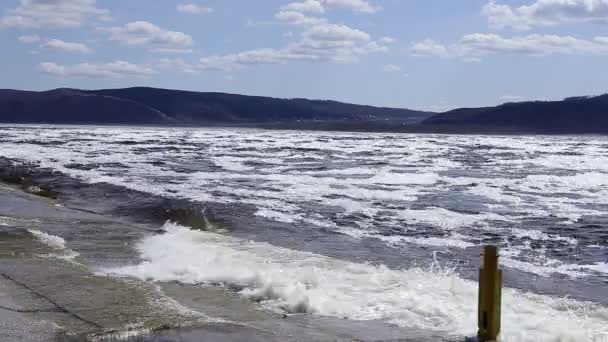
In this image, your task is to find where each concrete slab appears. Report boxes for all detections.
[0,183,464,341]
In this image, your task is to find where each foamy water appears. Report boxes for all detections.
[1,125,608,339]
[28,229,68,250]
[103,223,608,342]
[28,229,79,260]
[1,126,606,279]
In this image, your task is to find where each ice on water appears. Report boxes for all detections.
[1,126,607,279]
[2,125,608,340]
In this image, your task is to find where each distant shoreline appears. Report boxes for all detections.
[2,121,606,136]
[1,87,607,134]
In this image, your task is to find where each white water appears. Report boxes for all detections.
[2,125,608,339]
[28,229,67,250]
[1,127,606,281]
[28,229,79,260]
[104,223,608,342]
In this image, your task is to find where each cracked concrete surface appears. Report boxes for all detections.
[0,183,462,341]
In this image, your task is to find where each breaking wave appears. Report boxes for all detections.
[28,229,79,260]
[28,229,68,250]
[104,223,608,342]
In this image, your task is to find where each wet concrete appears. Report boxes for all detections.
[0,274,59,342]
[0,183,464,341]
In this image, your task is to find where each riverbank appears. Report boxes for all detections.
[0,182,460,341]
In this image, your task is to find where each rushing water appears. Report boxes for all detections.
[1,125,607,341]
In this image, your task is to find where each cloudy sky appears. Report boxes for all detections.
[1,0,607,111]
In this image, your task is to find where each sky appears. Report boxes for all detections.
[1,0,607,111]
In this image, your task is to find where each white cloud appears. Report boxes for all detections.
[150,47,193,54]
[411,39,449,57]
[324,0,380,13]
[382,64,401,72]
[596,36,608,43]
[412,33,608,60]
[0,0,110,29]
[18,34,40,43]
[197,23,387,71]
[282,0,325,13]
[177,3,213,15]
[483,0,608,31]
[174,1,384,73]
[108,21,193,48]
[304,22,370,42]
[43,38,92,53]
[379,36,397,44]
[275,10,327,26]
[280,0,379,16]
[198,49,296,71]
[38,61,155,78]
[158,58,199,73]
[459,33,608,56]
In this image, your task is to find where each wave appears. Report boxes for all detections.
[103,223,608,342]
[28,229,67,249]
[28,229,79,260]
[1,127,607,297]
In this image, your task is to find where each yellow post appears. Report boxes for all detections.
[478,245,502,341]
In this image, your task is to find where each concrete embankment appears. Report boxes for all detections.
[0,182,461,341]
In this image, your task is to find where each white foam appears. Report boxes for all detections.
[501,254,588,278]
[497,247,608,279]
[466,184,524,205]
[573,263,608,275]
[337,226,475,249]
[28,229,67,250]
[255,208,301,223]
[526,172,608,191]
[300,166,374,176]
[104,223,608,341]
[2,126,608,286]
[377,234,475,249]
[28,229,79,260]
[368,170,440,186]
[510,228,578,245]
[396,207,508,230]
[212,156,253,172]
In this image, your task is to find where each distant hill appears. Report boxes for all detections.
[423,95,608,133]
[1,87,607,134]
[0,89,174,125]
[0,87,432,126]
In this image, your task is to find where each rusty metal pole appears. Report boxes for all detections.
[478,245,502,341]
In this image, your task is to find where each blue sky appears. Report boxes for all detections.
[1,0,607,111]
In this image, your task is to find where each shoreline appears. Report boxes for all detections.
[2,122,608,136]
[1,127,607,341]
[0,182,460,341]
